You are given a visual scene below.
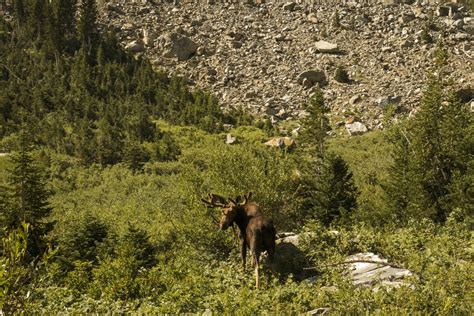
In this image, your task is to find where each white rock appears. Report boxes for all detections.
[314,40,340,53]
[346,122,368,136]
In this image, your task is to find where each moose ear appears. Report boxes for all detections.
[247,192,253,200]
[228,197,237,205]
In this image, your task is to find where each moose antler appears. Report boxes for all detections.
[242,192,252,205]
[201,193,228,208]
[227,192,253,206]
[228,197,237,205]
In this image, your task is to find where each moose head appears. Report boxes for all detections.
[201,192,253,230]
[218,193,252,230]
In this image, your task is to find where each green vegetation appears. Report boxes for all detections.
[334,65,350,83]
[0,0,472,314]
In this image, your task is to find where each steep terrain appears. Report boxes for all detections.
[100,0,473,132]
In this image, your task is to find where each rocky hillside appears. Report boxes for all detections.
[100,0,473,133]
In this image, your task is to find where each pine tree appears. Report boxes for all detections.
[56,211,109,270]
[78,0,99,63]
[384,75,472,222]
[299,153,358,226]
[299,87,330,158]
[3,138,54,258]
[57,0,77,39]
[30,0,47,42]
[13,0,26,28]
[121,223,156,269]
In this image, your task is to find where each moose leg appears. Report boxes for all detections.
[253,251,260,289]
[240,239,247,270]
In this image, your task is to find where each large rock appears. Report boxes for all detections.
[163,34,197,61]
[274,232,311,279]
[264,137,296,150]
[297,70,326,87]
[345,122,368,136]
[314,40,340,53]
[376,95,402,109]
[125,40,145,53]
[347,253,412,288]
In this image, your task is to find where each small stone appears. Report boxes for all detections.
[454,33,470,41]
[314,40,339,53]
[350,95,361,105]
[143,29,157,46]
[453,19,464,29]
[307,13,318,24]
[163,34,197,61]
[400,38,414,49]
[225,134,237,145]
[283,2,296,12]
[229,40,243,49]
[264,137,296,151]
[307,308,330,316]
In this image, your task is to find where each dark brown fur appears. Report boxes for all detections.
[218,196,276,288]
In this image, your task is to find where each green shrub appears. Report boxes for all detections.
[334,66,350,83]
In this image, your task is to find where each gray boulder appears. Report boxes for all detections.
[273,232,311,279]
[163,34,197,61]
[347,253,412,288]
[264,137,296,151]
[283,2,297,11]
[377,95,402,108]
[125,40,145,53]
[297,70,326,87]
[346,122,368,136]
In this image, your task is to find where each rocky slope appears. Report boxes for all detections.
[100,0,473,133]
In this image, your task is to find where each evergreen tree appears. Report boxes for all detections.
[2,138,54,258]
[30,0,47,42]
[13,0,26,28]
[57,0,77,39]
[78,0,99,63]
[120,223,156,269]
[385,75,472,222]
[57,211,109,268]
[296,90,358,226]
[299,87,330,158]
[123,141,150,171]
[299,153,358,226]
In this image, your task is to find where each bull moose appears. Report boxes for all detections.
[201,192,276,289]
